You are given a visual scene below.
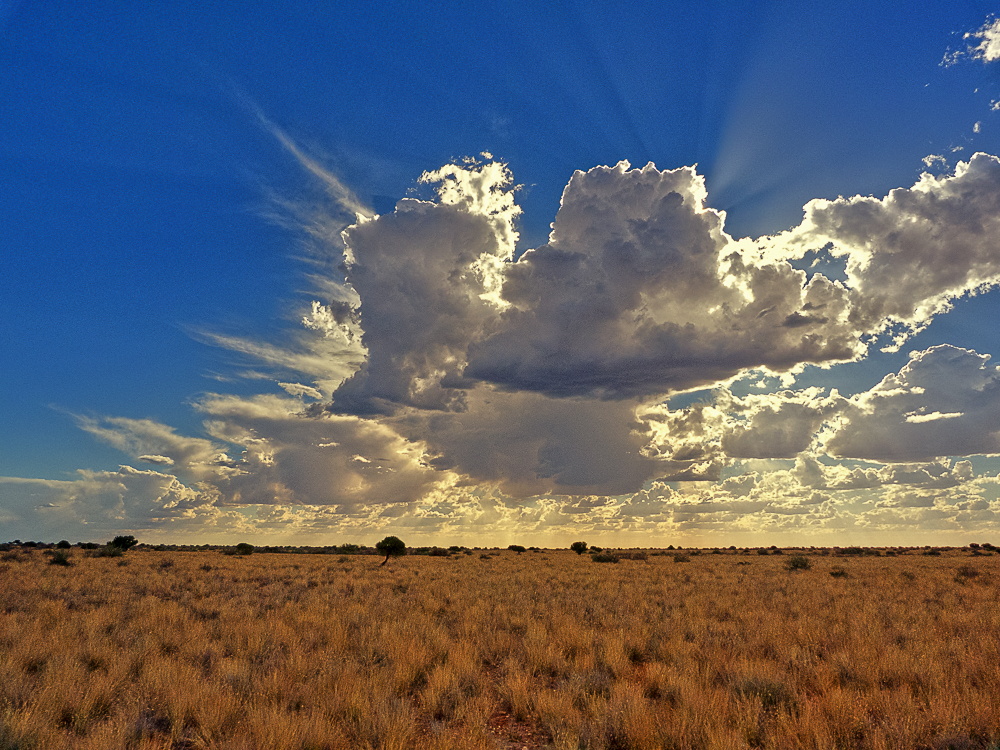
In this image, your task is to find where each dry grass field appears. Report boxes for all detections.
[1,544,998,750]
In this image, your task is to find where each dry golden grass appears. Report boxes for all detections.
[1,546,999,749]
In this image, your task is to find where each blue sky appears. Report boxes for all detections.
[3,1,1000,546]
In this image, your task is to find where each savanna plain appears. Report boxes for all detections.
[1,542,999,750]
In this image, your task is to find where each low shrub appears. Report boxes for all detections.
[830,567,848,578]
[591,552,619,563]
[787,555,810,571]
[90,545,123,558]
[954,565,980,583]
[618,551,648,561]
[672,553,691,563]
[49,550,72,567]
[838,546,865,556]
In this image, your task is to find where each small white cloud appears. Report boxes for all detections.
[137,454,175,466]
[966,16,1000,63]
[922,154,947,169]
[904,411,964,424]
[943,16,1000,66]
[277,381,324,399]
[975,121,983,133]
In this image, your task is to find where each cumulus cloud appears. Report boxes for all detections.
[824,345,1000,462]
[327,152,1000,496]
[19,151,1000,544]
[760,153,1000,347]
[332,154,1000,415]
[0,467,237,542]
[387,390,658,497]
[719,387,843,459]
[648,343,1000,470]
[193,393,438,508]
[465,161,860,398]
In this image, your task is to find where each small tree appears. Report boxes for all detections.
[235,542,254,555]
[376,536,406,566]
[508,544,526,554]
[570,541,588,555]
[108,535,138,552]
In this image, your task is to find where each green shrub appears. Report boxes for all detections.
[507,544,526,554]
[56,540,71,549]
[955,564,980,583]
[49,550,72,567]
[570,541,588,555]
[619,550,648,561]
[91,545,123,558]
[235,542,254,556]
[591,552,619,564]
[787,555,810,571]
